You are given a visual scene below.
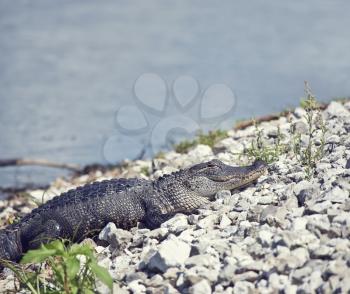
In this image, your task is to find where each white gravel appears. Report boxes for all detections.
[1,101,349,293]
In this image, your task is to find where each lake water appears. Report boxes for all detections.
[1,0,350,189]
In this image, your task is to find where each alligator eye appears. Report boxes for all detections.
[207,163,217,168]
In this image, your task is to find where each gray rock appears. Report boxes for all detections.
[219,214,232,228]
[215,190,232,201]
[284,195,299,210]
[310,245,334,259]
[164,283,180,294]
[0,275,16,293]
[257,195,276,205]
[260,205,278,223]
[326,259,348,276]
[291,247,309,267]
[333,211,350,226]
[233,281,255,294]
[294,107,307,119]
[284,284,298,294]
[292,217,308,231]
[112,284,129,294]
[325,101,350,119]
[213,137,244,154]
[163,267,181,281]
[148,274,164,287]
[99,222,133,250]
[299,270,323,293]
[185,254,220,269]
[197,214,218,229]
[306,214,330,234]
[293,181,319,206]
[188,279,212,294]
[268,273,289,291]
[161,214,188,233]
[257,230,274,247]
[128,279,146,294]
[292,266,313,283]
[306,200,332,214]
[329,275,342,293]
[346,158,350,169]
[260,206,288,228]
[219,262,237,282]
[146,227,169,240]
[323,187,349,203]
[276,252,304,271]
[338,274,350,293]
[110,259,131,280]
[125,272,147,283]
[185,265,219,283]
[280,230,318,248]
[187,145,213,161]
[327,134,341,146]
[293,121,308,133]
[146,235,191,273]
[232,271,259,283]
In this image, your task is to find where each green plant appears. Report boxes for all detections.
[243,120,287,164]
[3,239,113,294]
[174,130,228,153]
[290,82,327,179]
[155,151,166,159]
[140,166,151,177]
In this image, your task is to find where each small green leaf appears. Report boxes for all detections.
[70,285,79,294]
[20,247,57,264]
[51,264,65,285]
[89,261,113,289]
[45,240,65,254]
[66,256,80,280]
[70,244,94,258]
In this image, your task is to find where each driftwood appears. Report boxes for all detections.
[234,103,329,131]
[234,112,289,131]
[0,158,80,172]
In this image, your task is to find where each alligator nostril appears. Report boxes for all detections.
[253,160,268,169]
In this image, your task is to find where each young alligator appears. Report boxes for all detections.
[0,159,267,265]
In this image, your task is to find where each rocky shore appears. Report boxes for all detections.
[1,100,350,293]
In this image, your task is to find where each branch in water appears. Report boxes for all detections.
[0,158,80,172]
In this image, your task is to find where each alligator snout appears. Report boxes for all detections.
[252,160,268,170]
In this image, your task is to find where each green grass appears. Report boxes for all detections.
[3,239,113,294]
[242,82,327,179]
[140,166,151,177]
[174,130,228,153]
[290,82,327,179]
[243,121,288,164]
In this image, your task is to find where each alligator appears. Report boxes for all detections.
[0,159,267,266]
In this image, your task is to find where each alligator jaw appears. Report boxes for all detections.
[185,159,268,198]
[227,168,267,190]
[210,159,268,190]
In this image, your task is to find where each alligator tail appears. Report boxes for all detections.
[0,229,22,268]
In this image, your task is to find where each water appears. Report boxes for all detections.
[1,0,350,189]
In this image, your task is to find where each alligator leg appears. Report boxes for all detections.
[144,206,176,229]
[19,212,72,252]
[26,219,62,249]
[0,230,22,264]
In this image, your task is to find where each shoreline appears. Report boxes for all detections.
[1,98,350,293]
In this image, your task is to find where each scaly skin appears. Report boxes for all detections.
[0,159,267,265]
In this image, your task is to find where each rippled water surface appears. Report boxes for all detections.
[1,0,350,189]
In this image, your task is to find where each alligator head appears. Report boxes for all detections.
[184,159,267,198]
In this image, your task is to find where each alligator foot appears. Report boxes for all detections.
[27,219,62,250]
